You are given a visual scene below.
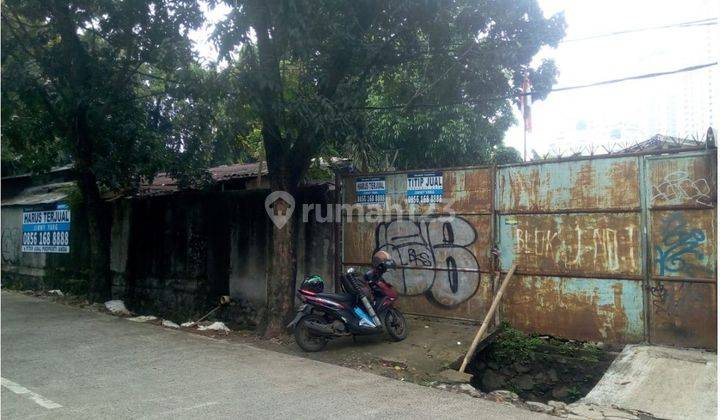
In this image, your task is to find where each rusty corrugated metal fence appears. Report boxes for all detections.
[340,148,716,348]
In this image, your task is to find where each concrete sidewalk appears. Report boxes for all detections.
[0,291,546,419]
[580,344,717,419]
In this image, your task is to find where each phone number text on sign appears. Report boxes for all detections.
[22,203,71,253]
[355,176,386,204]
[407,172,443,204]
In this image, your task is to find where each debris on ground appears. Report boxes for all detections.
[48,289,64,297]
[104,300,130,316]
[197,321,231,333]
[127,315,157,322]
[181,321,196,327]
[437,369,472,383]
[434,382,484,398]
[162,320,180,328]
[525,401,554,414]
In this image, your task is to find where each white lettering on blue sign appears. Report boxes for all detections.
[22,203,71,253]
[356,176,386,204]
[407,172,443,204]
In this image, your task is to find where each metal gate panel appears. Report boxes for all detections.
[497,213,642,277]
[501,276,644,343]
[497,157,640,212]
[644,152,717,348]
[647,281,717,349]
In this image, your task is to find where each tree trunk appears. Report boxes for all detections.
[76,169,111,302]
[264,198,298,337]
[74,105,111,302]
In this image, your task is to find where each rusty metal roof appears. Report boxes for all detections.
[138,162,268,196]
[1,182,75,207]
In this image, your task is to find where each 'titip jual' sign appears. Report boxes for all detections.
[407,172,443,204]
[22,203,71,253]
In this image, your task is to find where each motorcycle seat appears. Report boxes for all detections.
[315,292,355,303]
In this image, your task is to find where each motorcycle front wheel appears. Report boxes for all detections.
[384,308,407,341]
[294,314,328,352]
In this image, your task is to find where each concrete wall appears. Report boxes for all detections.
[110,186,336,318]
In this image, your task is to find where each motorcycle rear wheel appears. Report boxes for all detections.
[294,314,328,352]
[384,308,407,341]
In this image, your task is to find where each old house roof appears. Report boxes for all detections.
[1,182,75,207]
[139,162,268,196]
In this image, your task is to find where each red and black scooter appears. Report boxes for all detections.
[288,252,407,352]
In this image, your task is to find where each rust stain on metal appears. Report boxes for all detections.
[606,159,640,210]
[497,157,640,212]
[500,276,642,344]
[648,280,717,349]
[499,213,641,276]
[445,168,493,214]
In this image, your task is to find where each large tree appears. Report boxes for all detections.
[216,0,565,335]
[1,0,203,300]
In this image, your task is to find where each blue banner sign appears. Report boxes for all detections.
[407,172,443,204]
[22,203,71,253]
[355,176,386,204]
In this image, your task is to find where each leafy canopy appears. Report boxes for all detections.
[1,0,204,187]
[215,0,565,175]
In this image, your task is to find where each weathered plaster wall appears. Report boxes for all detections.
[110,186,335,318]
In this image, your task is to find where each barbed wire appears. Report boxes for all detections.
[526,131,714,161]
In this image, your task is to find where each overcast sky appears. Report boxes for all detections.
[190,1,719,159]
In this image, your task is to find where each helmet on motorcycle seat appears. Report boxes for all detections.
[371,250,393,269]
[300,275,324,293]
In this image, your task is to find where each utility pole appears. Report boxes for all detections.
[521,73,531,161]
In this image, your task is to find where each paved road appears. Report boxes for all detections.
[1,291,546,419]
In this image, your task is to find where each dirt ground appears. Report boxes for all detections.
[235,316,482,385]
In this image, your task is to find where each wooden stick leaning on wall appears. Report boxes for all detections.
[458,264,518,373]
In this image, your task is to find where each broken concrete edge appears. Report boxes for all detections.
[432,384,573,417]
[432,384,653,420]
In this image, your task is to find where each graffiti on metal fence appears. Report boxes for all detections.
[511,222,638,273]
[374,216,480,307]
[651,171,712,207]
[649,281,672,319]
[655,213,709,277]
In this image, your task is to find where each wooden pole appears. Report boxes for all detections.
[458,264,517,373]
[492,271,500,327]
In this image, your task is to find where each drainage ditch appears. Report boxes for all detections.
[468,323,617,404]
